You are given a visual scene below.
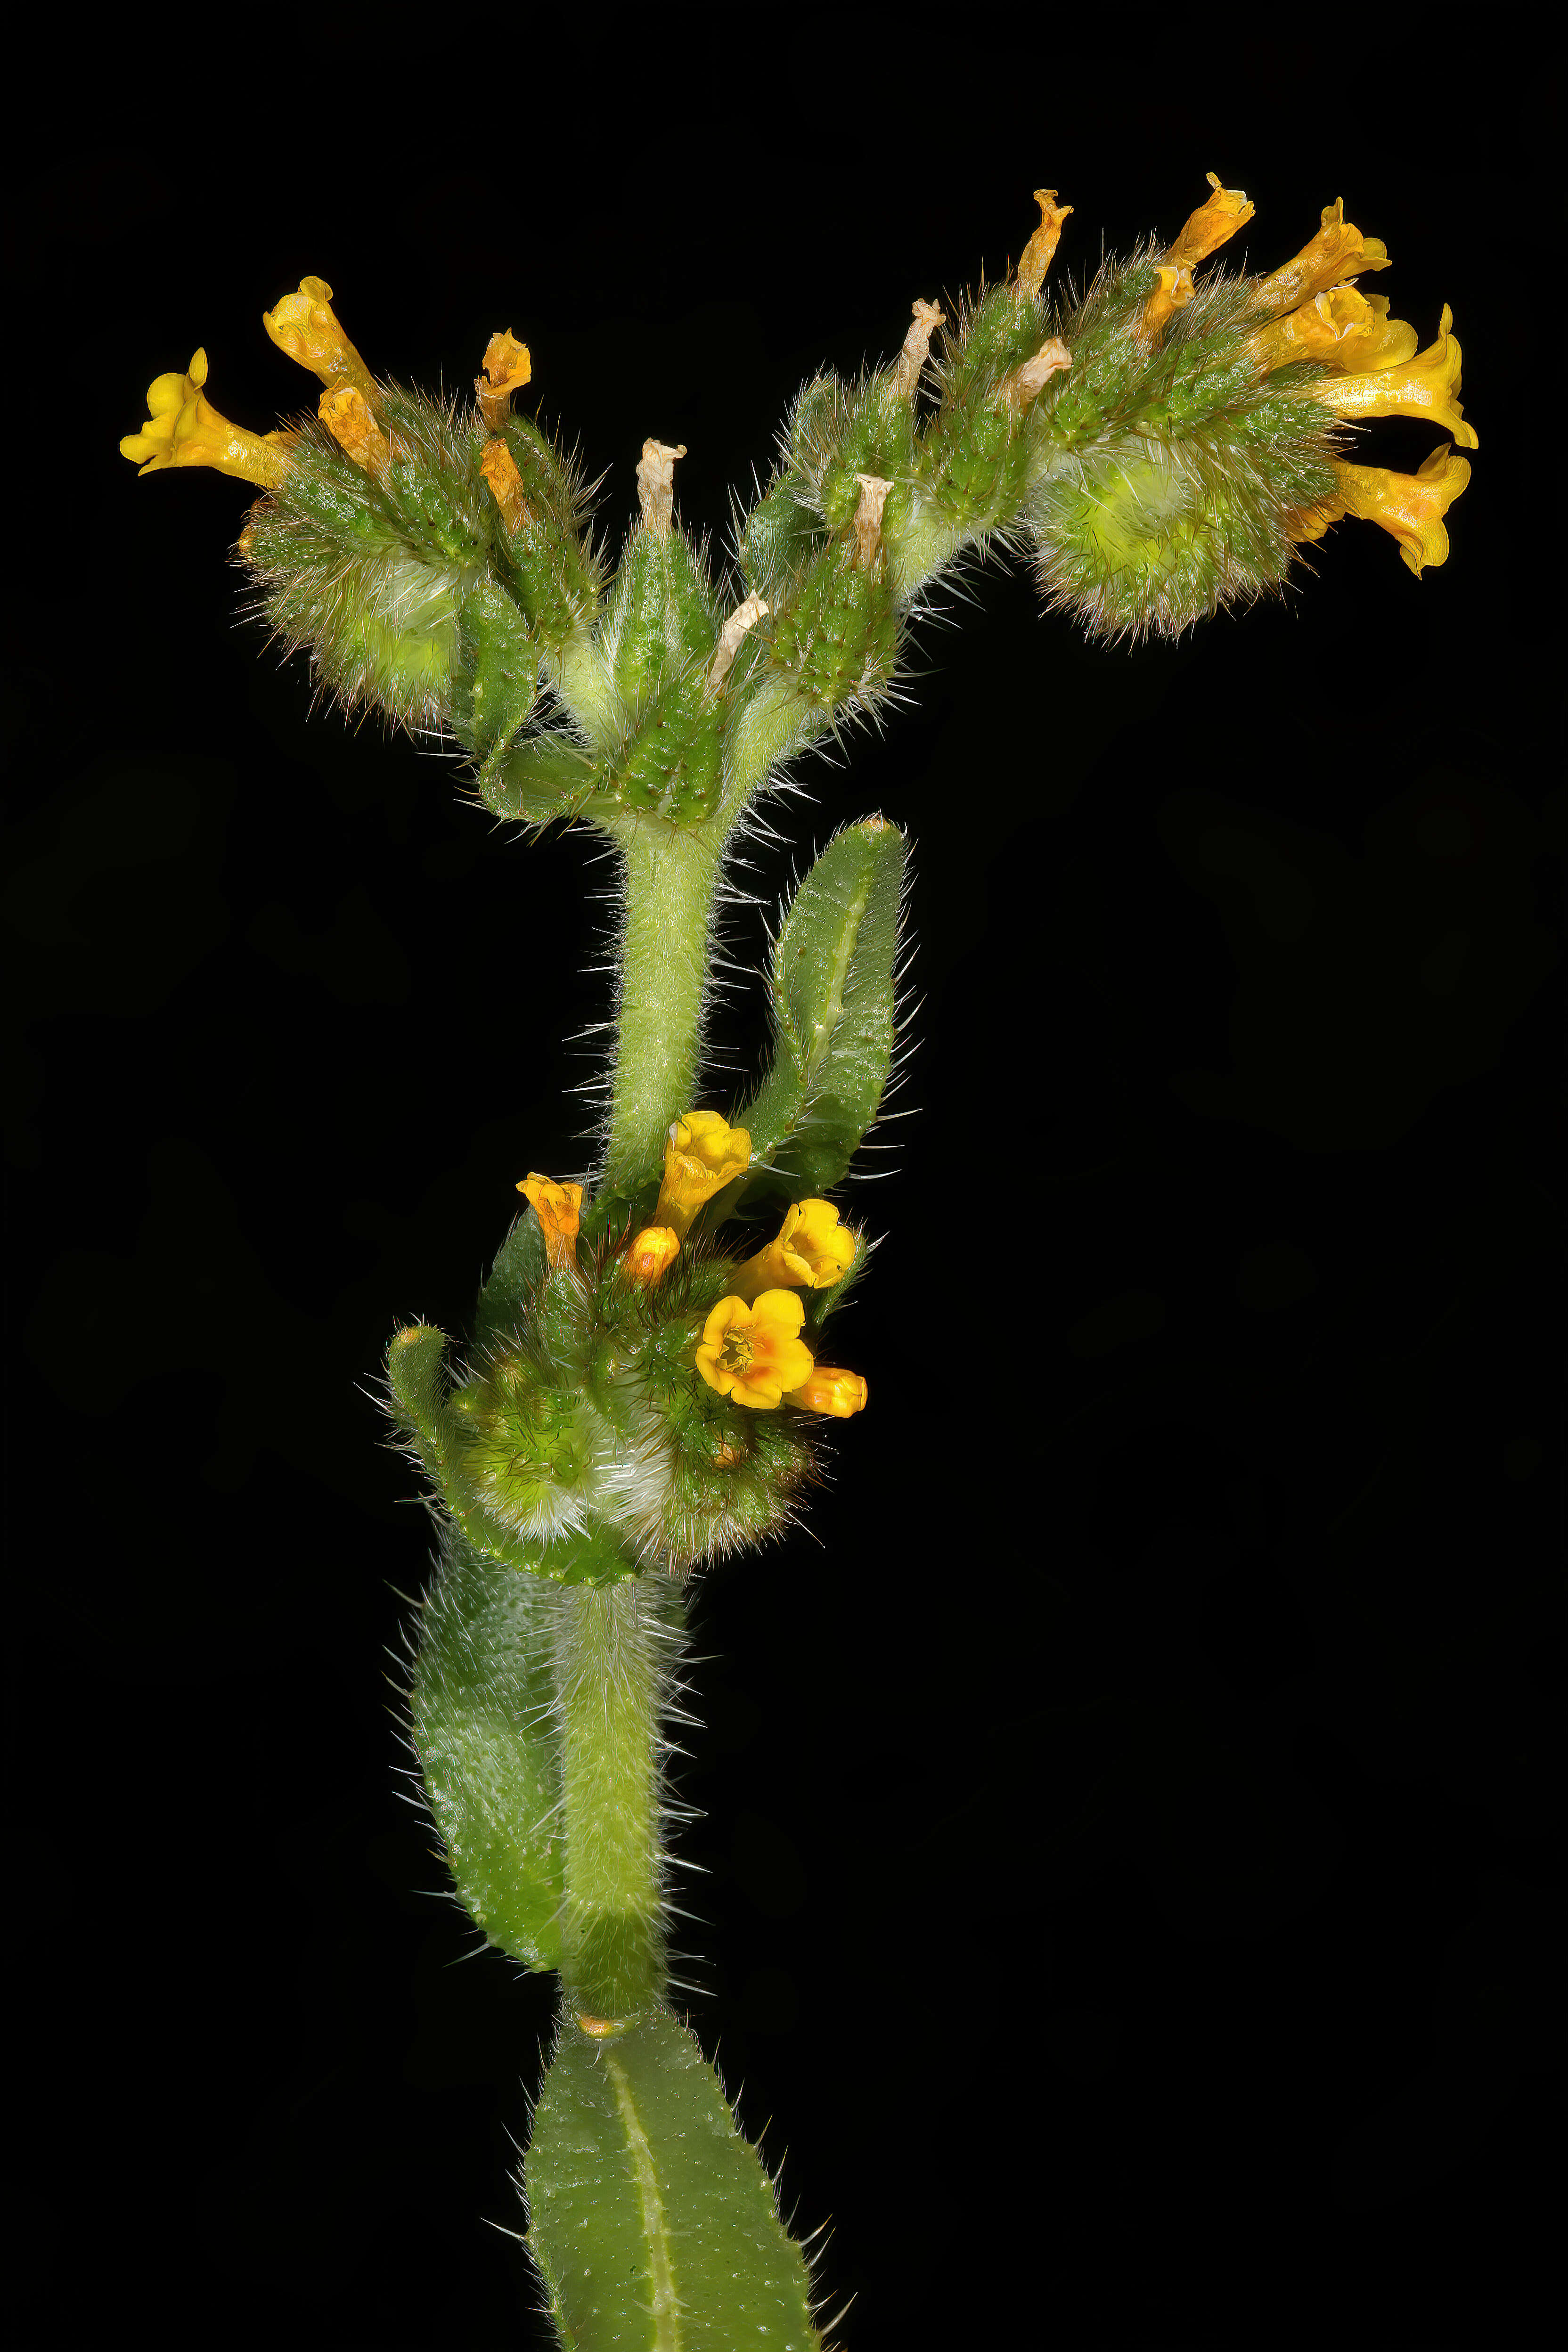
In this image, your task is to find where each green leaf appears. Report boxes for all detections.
[736,816,906,1202]
[528,2009,821,2350]
[411,1527,563,1973]
[452,576,539,765]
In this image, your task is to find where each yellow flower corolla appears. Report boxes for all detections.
[624,1225,680,1286]
[1139,261,1194,343]
[516,1173,584,1269]
[1308,305,1478,448]
[785,1367,869,1419]
[1016,189,1074,299]
[732,1199,856,1303]
[1251,199,1390,318]
[261,276,377,401]
[119,349,292,487]
[1168,173,1254,268]
[695,1291,814,1411]
[1250,286,1419,376]
[319,384,391,477]
[480,437,531,534]
[654,1111,752,1240]
[477,329,532,432]
[1330,444,1473,576]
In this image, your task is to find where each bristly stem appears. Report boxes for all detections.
[551,1576,678,2019]
[603,820,727,1194]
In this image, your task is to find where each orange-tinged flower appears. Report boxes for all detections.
[261,276,377,401]
[1308,305,1478,447]
[695,1290,815,1410]
[732,1199,857,1303]
[1251,198,1390,318]
[1168,172,1254,268]
[1016,189,1074,299]
[516,1172,584,1269]
[624,1225,680,1286]
[119,349,292,488]
[476,329,532,432]
[1250,286,1419,376]
[655,1111,751,1240]
[319,384,391,477]
[1330,444,1472,576]
[481,437,531,534]
[1139,261,1194,343]
[785,1367,868,1418]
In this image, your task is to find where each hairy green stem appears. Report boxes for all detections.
[604,822,726,1192]
[552,1576,677,2018]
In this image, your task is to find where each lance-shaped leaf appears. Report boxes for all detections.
[527,2009,821,2350]
[735,816,906,1203]
[452,576,539,768]
[411,1526,564,1973]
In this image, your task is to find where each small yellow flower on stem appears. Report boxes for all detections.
[1250,286,1418,376]
[1016,190,1074,300]
[261,277,377,402]
[695,1291,815,1411]
[1250,198,1390,319]
[319,384,392,478]
[785,1367,868,1418]
[120,349,292,487]
[517,1173,584,1269]
[476,329,532,432]
[654,1112,752,1239]
[624,1226,680,1287]
[1138,262,1194,344]
[998,337,1072,421]
[1168,173,1254,269]
[1307,305,1478,447]
[481,437,532,534]
[731,1199,856,1303]
[1329,444,1473,576]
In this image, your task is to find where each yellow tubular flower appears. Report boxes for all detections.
[1250,286,1419,376]
[261,277,377,401]
[1016,189,1074,299]
[119,349,292,487]
[319,384,392,477]
[516,1173,584,1269]
[624,1226,680,1286]
[732,1199,856,1304]
[654,1112,751,1241]
[695,1291,814,1411]
[1251,198,1390,318]
[1168,172,1255,268]
[476,329,532,432]
[481,437,531,534]
[1139,262,1194,343]
[1308,305,1478,447]
[785,1368,868,1419]
[1330,444,1472,576]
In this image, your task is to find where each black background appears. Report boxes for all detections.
[6,16,1560,2347]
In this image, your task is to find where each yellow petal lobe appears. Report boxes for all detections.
[695,1289,813,1410]
[1168,173,1254,268]
[785,1368,868,1418]
[120,349,292,488]
[1309,304,1478,447]
[477,329,532,432]
[262,276,377,401]
[1330,444,1472,576]
[1251,198,1391,319]
[731,1199,856,1303]
[516,1173,584,1269]
[655,1112,751,1241]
